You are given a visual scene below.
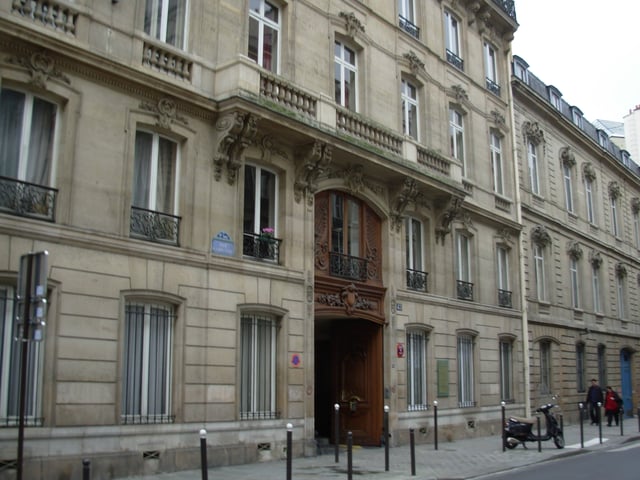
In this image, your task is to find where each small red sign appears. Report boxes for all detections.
[291,353,302,367]
[397,343,405,358]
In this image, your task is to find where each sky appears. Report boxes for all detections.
[511,0,640,123]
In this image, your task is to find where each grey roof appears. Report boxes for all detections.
[593,119,625,137]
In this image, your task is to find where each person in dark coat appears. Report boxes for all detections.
[604,386,623,426]
[585,378,604,425]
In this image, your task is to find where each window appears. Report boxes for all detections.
[122,301,174,423]
[144,0,188,49]
[570,257,580,309]
[449,108,465,172]
[591,263,601,313]
[597,345,607,387]
[513,57,528,82]
[597,130,608,148]
[562,162,574,213]
[548,87,561,110]
[444,10,463,70]
[398,0,419,38]
[240,313,277,419]
[539,341,551,395]
[248,0,280,73]
[455,232,472,301]
[0,285,44,426]
[406,329,427,411]
[243,165,278,261]
[576,343,586,393]
[533,244,547,302]
[490,131,503,195]
[616,274,625,319]
[610,196,619,237]
[401,79,418,139]
[499,339,513,402]
[334,40,357,110]
[405,218,426,291]
[0,88,56,186]
[585,178,595,224]
[457,334,474,407]
[634,210,640,249]
[497,246,511,307]
[527,141,539,195]
[571,107,584,129]
[484,42,499,95]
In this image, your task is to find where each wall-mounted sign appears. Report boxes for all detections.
[211,231,234,256]
[291,353,302,368]
[396,343,405,358]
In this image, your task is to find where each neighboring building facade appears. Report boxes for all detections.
[624,105,640,164]
[0,1,522,477]
[512,56,640,421]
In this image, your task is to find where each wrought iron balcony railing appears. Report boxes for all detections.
[446,50,464,71]
[398,15,420,39]
[486,78,501,96]
[243,232,282,263]
[406,268,428,292]
[456,280,474,301]
[130,206,180,246]
[498,289,512,308]
[492,0,517,22]
[0,176,57,221]
[329,252,368,281]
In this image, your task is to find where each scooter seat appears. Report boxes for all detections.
[509,416,537,424]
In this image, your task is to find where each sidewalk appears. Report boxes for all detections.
[122,423,640,480]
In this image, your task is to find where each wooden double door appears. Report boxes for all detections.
[315,318,383,446]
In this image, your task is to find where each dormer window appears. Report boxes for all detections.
[548,86,562,110]
[597,130,608,148]
[512,56,529,82]
[571,107,584,129]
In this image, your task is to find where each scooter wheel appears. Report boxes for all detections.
[505,439,518,449]
[553,433,565,449]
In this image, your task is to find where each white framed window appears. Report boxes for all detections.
[527,141,539,195]
[539,341,551,394]
[405,217,426,291]
[616,275,625,319]
[572,107,583,129]
[533,244,547,302]
[457,334,474,407]
[121,301,174,423]
[549,89,561,110]
[610,196,619,237]
[499,339,513,402]
[144,0,189,49]
[513,57,528,82]
[570,257,580,309]
[444,10,462,67]
[401,79,419,139]
[563,163,574,213]
[406,329,427,411]
[0,88,58,186]
[449,108,465,172]
[592,263,601,313]
[243,164,278,237]
[0,285,44,426]
[398,0,415,23]
[334,40,357,111]
[248,0,280,73]
[456,232,473,301]
[484,42,499,94]
[240,313,277,419]
[585,178,596,224]
[490,131,503,195]
[597,130,608,148]
[634,210,640,249]
[497,246,511,307]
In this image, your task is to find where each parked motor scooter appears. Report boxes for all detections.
[504,403,564,449]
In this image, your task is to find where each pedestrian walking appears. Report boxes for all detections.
[604,386,623,426]
[585,378,603,425]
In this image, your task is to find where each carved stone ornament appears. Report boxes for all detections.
[328,164,383,196]
[566,241,583,261]
[631,197,640,214]
[258,134,288,163]
[140,98,188,130]
[339,11,365,37]
[582,162,596,182]
[559,146,576,168]
[608,181,621,200]
[403,51,425,73]
[389,178,422,232]
[588,250,602,269]
[294,141,332,205]
[212,111,257,185]
[435,196,463,245]
[615,262,627,279]
[491,110,506,130]
[451,84,469,103]
[522,121,544,146]
[530,225,551,247]
[316,283,373,315]
[497,228,512,246]
[6,51,71,88]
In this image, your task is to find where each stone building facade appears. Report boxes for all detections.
[512,56,640,421]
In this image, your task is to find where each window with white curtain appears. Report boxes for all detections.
[634,210,640,249]
[401,79,419,139]
[616,275,625,319]
[444,10,462,69]
[405,217,427,291]
[610,196,619,237]
[132,130,179,215]
[121,301,174,424]
[534,244,547,301]
[0,285,44,426]
[490,131,503,194]
[334,40,357,110]
[457,334,474,407]
[0,88,57,186]
[592,263,601,313]
[240,313,277,419]
[570,257,580,309]
[563,163,574,212]
[406,329,427,411]
[144,0,189,49]
[585,178,596,224]
[499,339,513,402]
[248,0,280,73]
[243,164,277,236]
[527,141,539,195]
[449,108,465,173]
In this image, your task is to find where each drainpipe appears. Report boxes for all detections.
[506,49,531,417]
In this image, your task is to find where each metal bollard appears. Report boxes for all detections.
[334,403,340,463]
[199,429,208,480]
[501,401,505,452]
[579,403,584,448]
[347,431,353,480]
[286,423,293,480]
[384,405,389,471]
[597,402,602,444]
[433,400,438,451]
[82,459,90,480]
[409,428,416,476]
[537,416,541,452]
[620,406,624,436]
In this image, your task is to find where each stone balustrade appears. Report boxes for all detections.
[142,41,192,82]
[417,147,451,176]
[260,73,317,119]
[11,0,78,35]
[336,108,403,155]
